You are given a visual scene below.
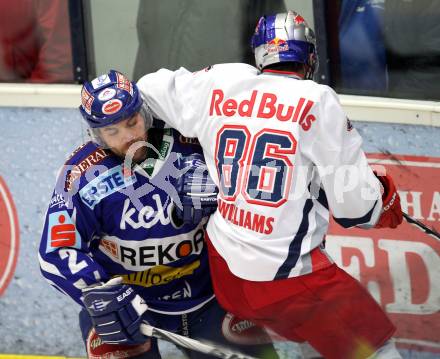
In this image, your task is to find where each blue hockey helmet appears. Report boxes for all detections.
[79,70,143,128]
[251,11,318,79]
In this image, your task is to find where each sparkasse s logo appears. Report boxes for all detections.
[0,175,19,296]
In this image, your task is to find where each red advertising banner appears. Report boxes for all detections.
[0,175,19,296]
[327,153,440,353]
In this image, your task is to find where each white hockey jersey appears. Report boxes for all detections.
[137,63,382,281]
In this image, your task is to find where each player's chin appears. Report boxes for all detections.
[125,147,148,164]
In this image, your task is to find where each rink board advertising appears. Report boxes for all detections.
[0,175,19,296]
[327,153,440,353]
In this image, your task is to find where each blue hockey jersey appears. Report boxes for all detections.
[39,128,215,314]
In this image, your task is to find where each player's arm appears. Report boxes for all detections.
[39,168,153,344]
[137,67,211,138]
[304,87,402,228]
[38,169,109,306]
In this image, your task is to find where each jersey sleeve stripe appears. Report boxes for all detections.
[333,200,378,228]
[38,252,66,279]
[316,186,329,209]
[274,198,314,280]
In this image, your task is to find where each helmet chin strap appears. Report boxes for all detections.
[305,65,314,80]
[140,102,154,129]
[87,127,106,148]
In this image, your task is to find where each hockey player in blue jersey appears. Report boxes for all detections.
[38,70,278,359]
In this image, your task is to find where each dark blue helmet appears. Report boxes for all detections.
[251,11,318,80]
[79,70,143,128]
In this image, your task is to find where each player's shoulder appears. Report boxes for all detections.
[311,82,340,102]
[193,63,258,79]
[63,141,117,192]
[212,63,257,73]
[292,81,342,110]
[64,141,109,166]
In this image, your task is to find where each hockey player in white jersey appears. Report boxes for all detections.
[136,11,403,359]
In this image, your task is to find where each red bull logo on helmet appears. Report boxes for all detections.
[265,37,289,54]
[294,14,306,25]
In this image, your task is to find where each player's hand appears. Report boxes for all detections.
[173,153,218,225]
[374,171,403,228]
[82,277,149,345]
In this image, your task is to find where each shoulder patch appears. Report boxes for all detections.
[65,142,90,164]
[64,146,110,191]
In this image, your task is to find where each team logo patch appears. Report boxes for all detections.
[265,37,289,53]
[116,72,133,95]
[86,328,151,359]
[98,88,116,101]
[91,74,111,89]
[49,192,66,209]
[0,176,19,297]
[64,148,109,191]
[102,99,123,115]
[221,313,272,345]
[101,238,118,257]
[46,210,81,253]
[81,87,94,115]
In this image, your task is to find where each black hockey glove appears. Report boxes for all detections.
[82,277,150,345]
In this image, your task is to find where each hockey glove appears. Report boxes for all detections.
[173,153,218,225]
[374,172,403,228]
[82,277,149,345]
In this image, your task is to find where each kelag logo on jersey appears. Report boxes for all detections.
[0,176,19,296]
[46,210,81,253]
[79,165,137,209]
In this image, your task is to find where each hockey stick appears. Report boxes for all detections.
[402,212,440,241]
[140,323,258,359]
